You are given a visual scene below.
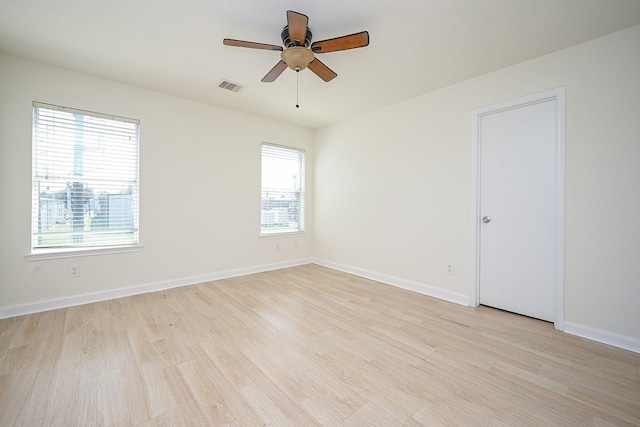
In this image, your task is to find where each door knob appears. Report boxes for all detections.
[482,216,492,223]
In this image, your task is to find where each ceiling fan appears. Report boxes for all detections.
[223,10,369,83]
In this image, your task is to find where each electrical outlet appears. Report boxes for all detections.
[69,264,80,277]
[447,264,454,275]
[294,241,299,249]
[275,243,280,251]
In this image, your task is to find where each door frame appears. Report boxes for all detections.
[469,87,565,330]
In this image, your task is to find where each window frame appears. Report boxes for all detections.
[260,142,306,236]
[27,102,142,260]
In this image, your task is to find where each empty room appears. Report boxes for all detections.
[1,1,639,425]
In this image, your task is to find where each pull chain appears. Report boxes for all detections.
[296,69,300,108]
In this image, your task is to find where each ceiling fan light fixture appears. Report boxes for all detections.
[281,47,315,71]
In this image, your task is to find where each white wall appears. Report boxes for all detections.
[0,55,313,315]
[314,25,640,348]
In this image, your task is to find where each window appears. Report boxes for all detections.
[261,143,305,235]
[31,102,140,252]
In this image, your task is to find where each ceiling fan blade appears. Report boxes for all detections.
[311,31,369,53]
[287,10,309,45]
[307,58,337,82]
[261,60,288,82]
[223,38,283,51]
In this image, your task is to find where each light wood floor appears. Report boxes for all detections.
[1,265,639,426]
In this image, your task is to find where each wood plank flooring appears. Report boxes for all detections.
[1,264,639,426]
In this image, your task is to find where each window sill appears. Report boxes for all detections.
[25,245,144,261]
[259,231,306,239]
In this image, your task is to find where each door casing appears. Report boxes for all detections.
[469,87,565,330]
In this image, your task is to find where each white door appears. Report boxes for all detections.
[478,97,560,322]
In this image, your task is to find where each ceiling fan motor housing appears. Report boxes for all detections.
[281,26,313,47]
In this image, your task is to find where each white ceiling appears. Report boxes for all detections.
[2,0,640,129]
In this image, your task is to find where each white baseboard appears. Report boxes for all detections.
[312,258,469,306]
[0,258,314,319]
[314,259,640,354]
[4,258,637,355]
[564,322,640,354]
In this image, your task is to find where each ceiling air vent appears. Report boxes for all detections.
[218,80,245,93]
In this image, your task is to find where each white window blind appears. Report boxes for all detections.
[31,102,140,250]
[261,143,305,235]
